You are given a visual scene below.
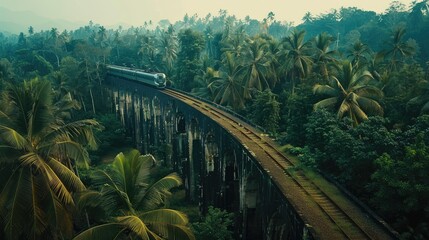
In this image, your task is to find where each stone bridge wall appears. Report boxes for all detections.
[107,77,313,240]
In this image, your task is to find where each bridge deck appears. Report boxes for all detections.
[162,89,397,240]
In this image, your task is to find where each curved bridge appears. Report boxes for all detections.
[106,74,399,240]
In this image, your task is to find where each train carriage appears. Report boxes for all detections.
[106,65,166,89]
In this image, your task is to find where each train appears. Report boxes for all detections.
[106,65,166,89]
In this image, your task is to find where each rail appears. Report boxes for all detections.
[167,87,267,133]
[163,88,399,240]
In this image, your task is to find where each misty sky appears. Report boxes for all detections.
[1,0,416,27]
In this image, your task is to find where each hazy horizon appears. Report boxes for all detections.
[0,0,416,29]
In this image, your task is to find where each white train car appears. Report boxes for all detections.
[106,65,166,89]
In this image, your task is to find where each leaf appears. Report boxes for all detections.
[313,84,338,96]
[0,168,33,240]
[0,125,28,150]
[117,215,150,240]
[355,96,384,116]
[313,97,338,110]
[138,173,182,210]
[41,161,75,206]
[75,190,103,210]
[140,209,189,225]
[73,223,127,240]
[337,100,351,119]
[43,139,90,168]
[148,223,195,240]
[46,157,86,192]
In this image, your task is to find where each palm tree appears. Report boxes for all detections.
[158,28,178,75]
[347,41,372,69]
[192,67,219,100]
[112,30,121,61]
[74,150,194,240]
[313,61,384,126]
[381,26,416,70]
[302,12,314,24]
[97,26,108,48]
[280,29,313,93]
[28,26,34,35]
[0,79,100,239]
[221,26,247,58]
[240,37,272,93]
[139,35,157,71]
[312,32,338,80]
[209,52,246,110]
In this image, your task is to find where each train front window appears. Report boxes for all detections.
[155,73,166,85]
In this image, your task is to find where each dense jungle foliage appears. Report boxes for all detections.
[1,1,429,239]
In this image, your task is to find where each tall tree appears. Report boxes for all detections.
[381,26,416,70]
[312,32,338,80]
[175,29,205,91]
[313,61,384,125]
[346,41,372,69]
[280,29,313,93]
[0,79,100,239]
[240,37,272,93]
[192,67,219,100]
[209,52,245,110]
[158,27,178,75]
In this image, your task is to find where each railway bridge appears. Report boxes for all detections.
[106,74,399,240]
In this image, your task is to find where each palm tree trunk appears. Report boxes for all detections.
[85,60,96,115]
[80,95,87,112]
[89,88,96,115]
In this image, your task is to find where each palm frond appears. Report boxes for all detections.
[148,223,195,240]
[47,181,74,239]
[351,70,373,87]
[28,95,54,138]
[73,223,127,240]
[43,139,90,168]
[54,92,81,117]
[350,103,369,122]
[355,96,384,116]
[112,151,135,188]
[313,97,338,110]
[117,215,151,240]
[41,161,75,205]
[353,86,384,99]
[75,190,103,210]
[137,173,182,210]
[337,100,351,119]
[313,84,338,96]
[0,125,28,150]
[48,119,101,150]
[101,186,134,215]
[134,154,156,196]
[91,170,135,214]
[0,168,33,240]
[140,209,189,225]
[18,152,44,168]
[46,157,86,192]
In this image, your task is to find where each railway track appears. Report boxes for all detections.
[162,88,396,240]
